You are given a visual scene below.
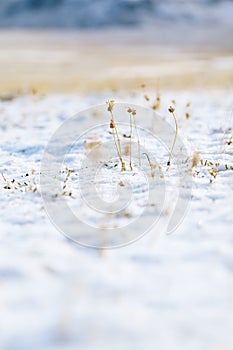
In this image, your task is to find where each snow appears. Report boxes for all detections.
[0,89,233,349]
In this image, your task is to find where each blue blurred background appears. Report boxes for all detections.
[0,0,232,28]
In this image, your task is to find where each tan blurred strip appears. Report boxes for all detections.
[0,29,233,93]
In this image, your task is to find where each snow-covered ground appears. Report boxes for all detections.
[0,89,233,349]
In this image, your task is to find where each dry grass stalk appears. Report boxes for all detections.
[106,100,126,171]
[167,106,178,167]
[152,92,161,110]
[144,94,150,102]
[129,111,133,170]
[127,108,141,168]
[143,153,156,178]
[192,151,200,168]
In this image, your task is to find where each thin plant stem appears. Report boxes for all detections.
[133,115,141,167]
[129,114,133,170]
[167,106,178,168]
[107,100,126,171]
[112,128,121,160]
[142,152,156,178]
[127,107,141,168]
[110,110,123,161]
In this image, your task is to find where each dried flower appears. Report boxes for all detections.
[168,106,175,113]
[167,106,178,167]
[127,107,141,168]
[106,100,115,113]
[106,100,126,171]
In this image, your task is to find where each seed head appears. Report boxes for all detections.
[110,119,115,128]
[106,100,115,112]
[127,108,136,116]
[152,94,161,110]
[168,106,175,113]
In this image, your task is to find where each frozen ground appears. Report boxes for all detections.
[0,89,233,350]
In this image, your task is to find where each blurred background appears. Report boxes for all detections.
[0,0,233,93]
[0,0,232,28]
